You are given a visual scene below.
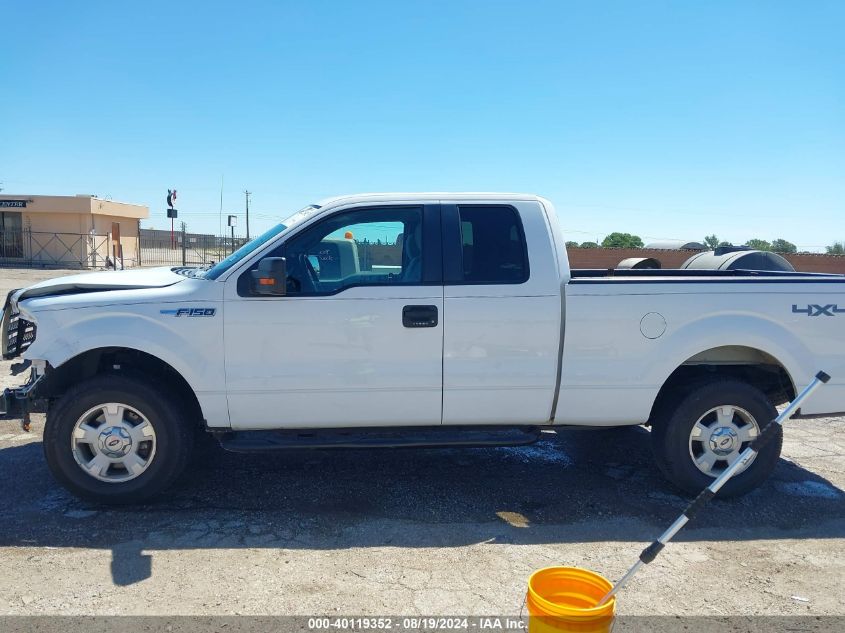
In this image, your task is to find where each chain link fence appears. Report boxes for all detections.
[140,225,248,267]
[0,228,119,269]
[0,225,249,269]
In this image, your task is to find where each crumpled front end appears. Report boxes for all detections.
[2,289,37,360]
[1,290,44,429]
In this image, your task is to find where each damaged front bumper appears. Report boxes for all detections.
[1,363,46,431]
[1,288,43,430]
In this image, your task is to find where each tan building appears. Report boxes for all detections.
[0,194,148,268]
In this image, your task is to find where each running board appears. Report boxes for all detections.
[216,425,542,453]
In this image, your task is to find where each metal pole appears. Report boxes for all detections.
[231,225,235,256]
[219,175,224,238]
[597,371,831,606]
[244,190,251,241]
[181,222,187,266]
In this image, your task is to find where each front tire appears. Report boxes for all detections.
[44,374,194,505]
[651,379,782,498]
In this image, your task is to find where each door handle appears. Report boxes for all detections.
[402,305,438,328]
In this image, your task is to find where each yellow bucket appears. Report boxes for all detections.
[525,567,616,633]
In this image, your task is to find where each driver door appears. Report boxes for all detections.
[223,203,444,429]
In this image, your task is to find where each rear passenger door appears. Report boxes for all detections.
[441,201,562,425]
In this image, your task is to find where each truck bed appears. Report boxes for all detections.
[560,266,845,425]
[570,268,845,281]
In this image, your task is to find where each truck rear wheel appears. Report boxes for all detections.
[651,379,782,498]
[43,373,194,505]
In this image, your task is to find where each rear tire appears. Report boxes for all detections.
[651,379,782,498]
[44,373,194,505]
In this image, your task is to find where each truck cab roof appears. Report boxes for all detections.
[315,192,547,208]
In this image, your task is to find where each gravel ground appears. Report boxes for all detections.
[1,267,843,617]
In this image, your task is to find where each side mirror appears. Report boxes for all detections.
[251,257,287,296]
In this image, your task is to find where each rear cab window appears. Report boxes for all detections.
[445,205,529,284]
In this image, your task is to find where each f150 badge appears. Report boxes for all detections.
[792,304,845,317]
[160,308,216,317]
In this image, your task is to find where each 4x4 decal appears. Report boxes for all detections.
[792,304,845,317]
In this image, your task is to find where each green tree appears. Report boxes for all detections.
[579,241,599,249]
[601,232,644,248]
[703,234,720,249]
[745,238,771,251]
[770,238,797,253]
[827,242,845,255]
[718,241,733,247]
[565,241,580,249]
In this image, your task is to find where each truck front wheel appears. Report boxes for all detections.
[651,379,782,498]
[43,374,194,505]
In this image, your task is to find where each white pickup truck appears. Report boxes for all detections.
[2,193,843,504]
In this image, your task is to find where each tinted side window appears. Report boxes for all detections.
[457,206,528,284]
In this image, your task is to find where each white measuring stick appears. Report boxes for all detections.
[596,371,831,606]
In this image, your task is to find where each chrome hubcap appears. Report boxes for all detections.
[689,405,759,477]
[98,426,133,457]
[709,426,739,456]
[71,403,156,483]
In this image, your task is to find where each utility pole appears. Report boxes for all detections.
[218,175,224,238]
[243,190,251,240]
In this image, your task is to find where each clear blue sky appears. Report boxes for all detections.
[2,1,843,250]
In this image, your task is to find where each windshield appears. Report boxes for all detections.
[203,204,321,280]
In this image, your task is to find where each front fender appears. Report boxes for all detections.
[22,303,229,425]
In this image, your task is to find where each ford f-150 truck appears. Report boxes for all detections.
[2,193,843,504]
